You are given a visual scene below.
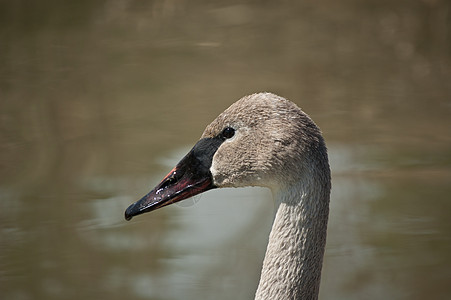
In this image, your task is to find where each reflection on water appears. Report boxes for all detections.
[1,1,451,300]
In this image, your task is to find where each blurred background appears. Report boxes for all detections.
[1,1,450,299]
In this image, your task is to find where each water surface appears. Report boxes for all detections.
[1,1,450,299]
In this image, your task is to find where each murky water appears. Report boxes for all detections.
[1,1,450,299]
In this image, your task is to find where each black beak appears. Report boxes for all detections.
[125,137,224,221]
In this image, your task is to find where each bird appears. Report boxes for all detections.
[125,92,331,300]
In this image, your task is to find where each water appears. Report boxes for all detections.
[1,1,450,299]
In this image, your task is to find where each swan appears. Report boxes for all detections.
[125,92,331,300]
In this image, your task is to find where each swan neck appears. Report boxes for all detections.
[255,179,330,300]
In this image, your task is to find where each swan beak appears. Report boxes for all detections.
[124,142,217,221]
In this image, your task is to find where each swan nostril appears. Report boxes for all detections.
[160,173,177,189]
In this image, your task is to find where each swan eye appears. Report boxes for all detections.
[221,127,235,139]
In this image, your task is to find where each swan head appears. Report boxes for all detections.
[204,92,327,190]
[125,92,328,220]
